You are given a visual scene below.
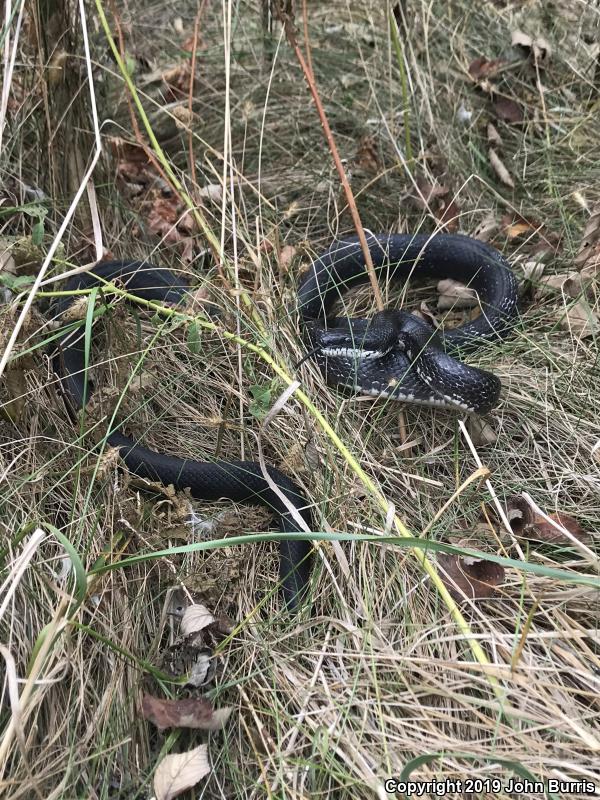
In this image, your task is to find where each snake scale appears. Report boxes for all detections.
[53,234,518,609]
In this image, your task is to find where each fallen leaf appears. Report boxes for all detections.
[468,56,506,80]
[181,604,216,635]
[438,198,460,232]
[142,695,233,731]
[355,135,380,173]
[154,744,210,800]
[413,177,448,210]
[504,498,591,545]
[559,299,599,338]
[438,552,504,600]
[487,122,502,146]
[171,105,194,129]
[530,513,590,545]
[488,148,514,188]
[1,369,27,423]
[493,96,524,124]
[436,278,478,310]
[472,214,498,242]
[199,184,223,203]
[520,260,545,283]
[536,271,582,299]
[511,30,551,63]
[574,206,600,270]
[467,415,498,446]
[279,245,297,271]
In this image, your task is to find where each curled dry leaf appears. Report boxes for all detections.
[520,260,545,284]
[181,604,216,635]
[436,278,478,310]
[493,97,524,124]
[355,135,381,173]
[511,30,552,63]
[468,56,506,81]
[472,214,498,242]
[199,184,223,203]
[154,744,210,800]
[535,271,582,299]
[467,415,498,446]
[487,122,502,146]
[488,148,514,188]
[438,552,504,601]
[142,694,233,731]
[504,497,591,544]
[574,206,600,271]
[559,299,600,339]
[279,245,297,271]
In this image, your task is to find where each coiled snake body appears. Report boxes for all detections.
[298,233,519,414]
[54,234,517,609]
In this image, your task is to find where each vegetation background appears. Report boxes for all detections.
[1,0,599,797]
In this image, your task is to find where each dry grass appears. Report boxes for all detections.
[1,0,600,797]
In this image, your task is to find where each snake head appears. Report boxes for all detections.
[312,311,404,359]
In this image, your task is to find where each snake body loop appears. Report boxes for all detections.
[53,261,312,610]
[298,233,519,414]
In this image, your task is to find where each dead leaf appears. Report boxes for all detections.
[504,498,591,545]
[468,56,506,80]
[511,30,551,63]
[472,214,498,242]
[488,148,515,188]
[493,97,524,124]
[530,513,590,545]
[574,206,600,270]
[171,105,194,129]
[180,604,216,635]
[438,552,504,600]
[467,415,498,446]
[199,184,223,203]
[520,260,545,283]
[487,122,502,146]
[1,369,27,423]
[47,50,69,86]
[438,198,460,232]
[437,278,478,310]
[536,271,582,299]
[153,744,211,800]
[413,177,448,209]
[142,695,232,731]
[355,135,380,173]
[559,299,599,338]
[279,245,297,271]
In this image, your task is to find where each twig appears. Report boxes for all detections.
[275,5,384,311]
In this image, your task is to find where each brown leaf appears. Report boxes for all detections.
[355,135,381,173]
[536,271,583,299]
[438,198,460,232]
[142,695,232,731]
[488,148,515,188]
[437,278,478,310]
[530,513,590,546]
[154,744,210,800]
[511,30,551,63]
[468,56,506,80]
[472,214,498,242]
[279,245,297,271]
[493,97,524,124]
[487,122,503,146]
[558,299,599,338]
[180,604,216,635]
[438,552,504,600]
[504,498,591,544]
[467,415,498,446]
[413,177,448,210]
[574,206,600,269]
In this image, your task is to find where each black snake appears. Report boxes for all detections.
[298,233,518,414]
[53,234,517,609]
